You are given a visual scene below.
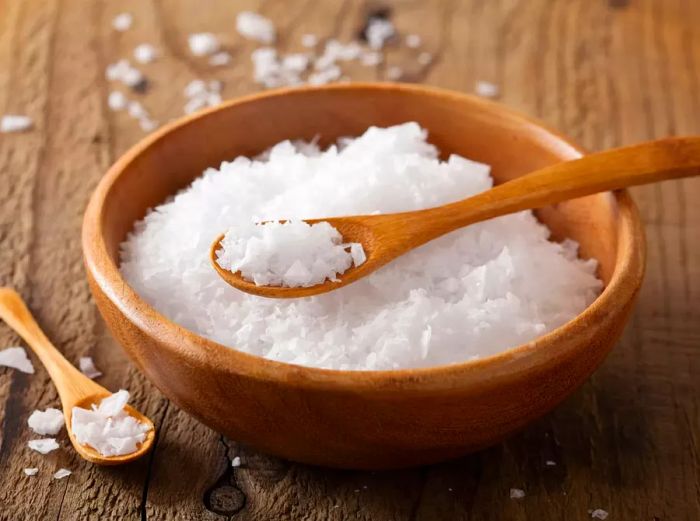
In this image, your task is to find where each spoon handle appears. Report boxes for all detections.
[0,287,100,401]
[405,136,700,237]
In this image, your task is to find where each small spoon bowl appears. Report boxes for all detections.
[0,287,155,465]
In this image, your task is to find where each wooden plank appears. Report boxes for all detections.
[0,0,698,519]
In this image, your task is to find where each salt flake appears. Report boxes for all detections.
[0,346,34,373]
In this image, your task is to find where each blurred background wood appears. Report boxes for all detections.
[0,0,698,519]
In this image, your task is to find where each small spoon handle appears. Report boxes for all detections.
[398,136,700,240]
[0,287,101,403]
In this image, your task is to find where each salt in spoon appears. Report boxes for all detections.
[212,136,700,299]
[0,287,155,465]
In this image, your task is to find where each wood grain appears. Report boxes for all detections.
[1,0,698,519]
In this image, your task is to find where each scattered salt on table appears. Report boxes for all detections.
[217,221,366,288]
[71,390,150,457]
[591,509,609,520]
[510,488,525,499]
[0,346,34,373]
[232,456,241,467]
[107,91,128,111]
[209,51,232,66]
[545,460,557,466]
[366,18,395,49]
[475,80,500,99]
[236,11,275,44]
[28,408,64,435]
[79,356,102,379]
[134,44,158,64]
[23,468,39,476]
[53,468,71,480]
[28,438,59,454]
[112,13,132,32]
[0,115,33,133]
[188,33,220,56]
[105,59,144,88]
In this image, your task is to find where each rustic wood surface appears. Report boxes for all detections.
[0,0,698,519]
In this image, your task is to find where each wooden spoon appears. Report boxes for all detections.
[0,287,155,465]
[211,136,700,299]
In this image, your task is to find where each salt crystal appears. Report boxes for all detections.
[28,408,65,435]
[79,356,102,379]
[28,438,59,454]
[105,59,144,88]
[232,456,241,467]
[510,488,525,499]
[366,18,395,49]
[134,43,158,64]
[417,52,432,65]
[188,33,220,56]
[184,79,207,99]
[119,123,602,370]
[0,115,32,133]
[23,468,38,476]
[475,80,500,99]
[386,66,403,80]
[591,509,609,520]
[121,67,144,87]
[350,243,366,266]
[217,221,364,288]
[107,91,127,111]
[301,34,318,48]
[128,101,147,119]
[112,13,132,32]
[71,390,151,457]
[405,34,421,48]
[53,468,71,479]
[0,346,34,373]
[545,460,557,466]
[209,51,232,66]
[236,11,275,44]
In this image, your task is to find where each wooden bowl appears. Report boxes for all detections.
[82,83,645,469]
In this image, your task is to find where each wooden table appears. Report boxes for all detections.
[1,1,698,519]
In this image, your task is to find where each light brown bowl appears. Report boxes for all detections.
[82,83,645,469]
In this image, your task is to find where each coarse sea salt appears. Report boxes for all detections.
[28,438,59,454]
[510,488,526,499]
[475,80,500,99]
[134,43,158,64]
[236,11,275,44]
[112,13,133,32]
[188,33,220,57]
[120,123,602,371]
[71,390,150,457]
[217,221,365,287]
[23,468,39,476]
[53,468,71,480]
[0,346,34,373]
[79,356,102,379]
[591,509,609,520]
[28,408,65,435]
[0,115,33,133]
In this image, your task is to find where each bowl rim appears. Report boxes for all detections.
[82,82,646,392]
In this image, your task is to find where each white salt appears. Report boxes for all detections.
[366,18,395,49]
[209,51,232,66]
[71,390,151,457]
[134,43,158,64]
[120,123,602,370]
[105,60,144,88]
[591,509,609,520]
[53,468,71,479]
[188,33,220,56]
[236,11,275,44]
[183,79,222,114]
[0,115,32,133]
[79,356,102,379]
[405,34,422,48]
[23,468,38,476]
[0,346,34,373]
[232,456,241,467]
[545,459,557,466]
[107,91,127,111]
[510,488,525,499]
[28,408,64,435]
[301,34,318,48]
[217,221,365,288]
[475,80,500,99]
[112,13,132,32]
[28,438,59,454]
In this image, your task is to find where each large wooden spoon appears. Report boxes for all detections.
[211,136,700,299]
[0,287,155,465]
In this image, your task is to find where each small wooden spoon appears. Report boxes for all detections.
[0,287,155,465]
[211,136,700,299]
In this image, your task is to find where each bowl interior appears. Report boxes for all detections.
[101,85,619,289]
